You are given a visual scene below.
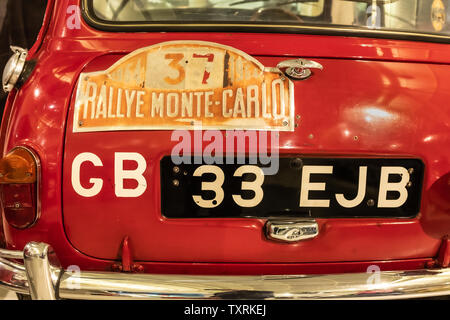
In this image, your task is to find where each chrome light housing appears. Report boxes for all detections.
[2,46,28,93]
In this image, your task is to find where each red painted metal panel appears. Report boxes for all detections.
[60,54,447,262]
[0,0,448,273]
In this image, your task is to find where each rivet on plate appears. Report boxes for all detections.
[407,181,412,188]
[290,158,303,170]
[283,120,289,126]
[353,136,359,141]
[173,166,180,174]
[172,179,179,187]
[78,120,84,126]
[367,199,375,207]
[296,115,301,120]
[308,134,314,139]
[408,168,414,174]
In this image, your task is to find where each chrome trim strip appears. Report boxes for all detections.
[0,248,24,260]
[0,242,449,299]
[0,257,29,294]
[57,268,450,300]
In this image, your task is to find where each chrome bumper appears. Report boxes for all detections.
[0,242,449,300]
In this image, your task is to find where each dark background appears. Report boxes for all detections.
[0,0,47,118]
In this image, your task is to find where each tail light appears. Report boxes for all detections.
[0,147,39,228]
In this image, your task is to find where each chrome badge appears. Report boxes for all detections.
[265,220,319,242]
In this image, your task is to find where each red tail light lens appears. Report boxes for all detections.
[0,147,39,228]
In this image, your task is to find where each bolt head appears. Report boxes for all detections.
[111,263,122,272]
[132,264,144,273]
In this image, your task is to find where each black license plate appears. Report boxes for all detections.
[160,157,423,218]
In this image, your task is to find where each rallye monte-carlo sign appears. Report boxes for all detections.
[73,41,294,132]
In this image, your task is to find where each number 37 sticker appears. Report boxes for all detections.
[73,40,295,132]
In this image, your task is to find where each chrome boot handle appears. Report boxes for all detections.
[276,58,323,80]
[265,220,319,242]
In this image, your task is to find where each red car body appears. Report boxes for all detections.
[0,0,449,299]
